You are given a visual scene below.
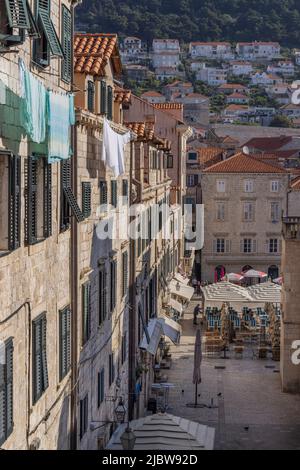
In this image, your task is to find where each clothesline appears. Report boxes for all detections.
[18,59,75,163]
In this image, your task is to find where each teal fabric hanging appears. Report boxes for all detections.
[19,59,47,144]
[47,92,75,164]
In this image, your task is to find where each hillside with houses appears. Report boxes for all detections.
[118,38,300,129]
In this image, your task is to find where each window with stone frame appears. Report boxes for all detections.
[26,155,52,245]
[269,238,279,254]
[243,201,255,222]
[242,238,257,254]
[0,152,21,255]
[216,202,226,221]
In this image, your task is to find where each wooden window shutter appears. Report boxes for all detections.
[99,268,107,325]
[0,339,14,446]
[27,157,38,245]
[61,5,72,82]
[43,162,52,238]
[110,261,117,313]
[111,180,117,208]
[33,314,48,404]
[5,340,14,438]
[107,86,113,121]
[100,181,108,206]
[62,160,84,223]
[82,283,91,345]
[8,155,21,251]
[5,0,31,29]
[100,81,107,115]
[82,182,92,219]
[87,81,95,113]
[122,251,128,297]
[122,179,128,198]
[38,0,64,57]
[97,369,105,407]
[41,315,49,391]
[59,307,71,381]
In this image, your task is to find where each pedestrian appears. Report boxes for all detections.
[193,304,201,325]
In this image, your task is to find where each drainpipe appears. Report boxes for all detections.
[70,1,78,450]
[128,140,136,421]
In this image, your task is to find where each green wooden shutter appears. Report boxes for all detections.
[44,162,52,238]
[0,339,14,446]
[5,340,13,438]
[110,260,117,313]
[27,157,38,245]
[122,179,128,199]
[122,251,128,297]
[5,0,30,29]
[41,315,48,392]
[107,86,113,120]
[8,155,21,252]
[33,316,43,403]
[61,5,72,82]
[59,307,71,381]
[97,369,104,407]
[82,182,92,219]
[0,360,5,445]
[79,395,88,439]
[82,283,91,345]
[100,81,107,115]
[99,268,107,325]
[38,0,64,57]
[87,81,95,113]
[100,181,108,206]
[111,180,117,208]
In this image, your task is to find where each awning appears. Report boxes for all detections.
[169,280,194,302]
[139,317,182,354]
[139,319,163,355]
[169,298,183,316]
[158,316,181,345]
[174,273,189,285]
[107,413,215,450]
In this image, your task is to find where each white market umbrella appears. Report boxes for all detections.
[222,273,244,282]
[244,269,268,279]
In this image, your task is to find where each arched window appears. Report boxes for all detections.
[268,265,279,280]
[215,265,226,282]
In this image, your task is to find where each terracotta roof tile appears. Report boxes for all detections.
[291,177,300,190]
[153,103,183,110]
[125,121,171,150]
[198,147,224,166]
[244,136,293,151]
[114,87,131,105]
[141,91,164,97]
[203,152,288,174]
[74,33,121,76]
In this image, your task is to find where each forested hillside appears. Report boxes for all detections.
[76,0,300,47]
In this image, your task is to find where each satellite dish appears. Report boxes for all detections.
[243,146,250,155]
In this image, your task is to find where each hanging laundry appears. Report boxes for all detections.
[48,91,75,164]
[102,118,131,177]
[19,59,47,144]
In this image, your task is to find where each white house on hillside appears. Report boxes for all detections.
[189,42,234,60]
[237,42,281,60]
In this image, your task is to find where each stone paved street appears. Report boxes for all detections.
[165,298,300,450]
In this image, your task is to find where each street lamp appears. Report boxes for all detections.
[114,397,126,424]
[120,427,136,450]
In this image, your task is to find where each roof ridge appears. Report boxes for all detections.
[203,152,287,174]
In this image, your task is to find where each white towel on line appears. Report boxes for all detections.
[102,118,131,177]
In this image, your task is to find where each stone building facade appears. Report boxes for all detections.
[201,153,289,282]
[0,0,80,450]
[281,216,300,393]
[73,33,132,450]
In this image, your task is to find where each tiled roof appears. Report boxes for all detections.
[222,135,239,144]
[203,152,287,174]
[141,91,164,97]
[190,41,230,46]
[165,81,193,88]
[291,176,300,191]
[125,122,171,150]
[114,87,131,105]
[219,83,247,89]
[198,147,224,165]
[154,103,183,110]
[185,93,208,99]
[228,92,248,99]
[244,136,293,151]
[225,104,248,111]
[74,34,121,76]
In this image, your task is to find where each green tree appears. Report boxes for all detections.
[270,115,293,128]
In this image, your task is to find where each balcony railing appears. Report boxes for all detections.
[282,217,300,240]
